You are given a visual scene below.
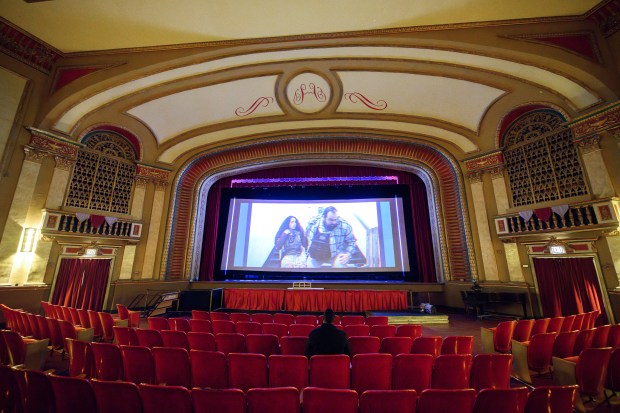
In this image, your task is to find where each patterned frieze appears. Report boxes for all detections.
[27,127,80,159]
[467,170,484,183]
[53,155,75,171]
[574,134,602,154]
[23,146,47,163]
[567,101,620,139]
[464,151,503,172]
[136,164,171,186]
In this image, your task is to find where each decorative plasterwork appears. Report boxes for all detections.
[285,72,331,114]
[27,127,80,159]
[587,0,620,37]
[566,100,620,139]
[574,134,602,154]
[135,164,171,187]
[464,151,504,171]
[53,46,601,134]
[0,18,62,74]
[467,170,484,183]
[162,135,475,281]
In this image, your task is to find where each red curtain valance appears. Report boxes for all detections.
[224,288,408,312]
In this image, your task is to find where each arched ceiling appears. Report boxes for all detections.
[3,1,617,166]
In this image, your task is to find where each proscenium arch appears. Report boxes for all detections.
[161,134,477,282]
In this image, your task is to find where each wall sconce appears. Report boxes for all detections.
[83,247,99,257]
[20,228,37,253]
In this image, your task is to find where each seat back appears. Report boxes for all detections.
[395,324,422,339]
[247,387,300,413]
[230,313,251,323]
[92,342,124,381]
[526,333,556,372]
[116,304,129,320]
[48,375,97,413]
[139,383,192,413]
[161,330,190,350]
[273,313,295,326]
[152,347,191,387]
[209,312,231,321]
[571,313,587,331]
[98,312,116,341]
[246,334,280,357]
[530,318,550,337]
[348,335,380,356]
[289,324,315,337]
[302,387,358,413]
[432,354,472,389]
[169,318,191,333]
[22,369,56,413]
[191,388,246,413]
[261,322,288,338]
[191,310,211,320]
[268,354,308,390]
[440,336,473,355]
[309,354,351,389]
[369,325,396,341]
[572,328,595,356]
[417,389,476,413]
[46,317,64,348]
[212,320,237,334]
[359,389,417,413]
[344,324,370,337]
[295,315,319,325]
[546,317,564,334]
[493,321,517,353]
[365,316,389,327]
[68,308,81,326]
[351,353,393,393]
[91,379,143,413]
[120,345,156,385]
[609,324,620,348]
[87,310,103,337]
[188,331,217,351]
[65,337,95,378]
[380,337,412,357]
[473,388,528,413]
[58,319,78,341]
[35,315,51,340]
[280,336,308,355]
[524,385,577,413]
[512,320,535,343]
[0,364,22,413]
[575,347,613,397]
[560,315,576,332]
[228,353,268,392]
[113,326,139,346]
[236,321,262,336]
[341,315,365,326]
[189,319,213,333]
[607,347,620,393]
[76,309,91,328]
[411,336,442,358]
[215,333,246,355]
[551,331,578,359]
[1,330,26,365]
[393,354,434,392]
[591,324,611,348]
[190,350,228,389]
[147,317,170,331]
[470,354,512,392]
[136,328,164,349]
[251,313,274,324]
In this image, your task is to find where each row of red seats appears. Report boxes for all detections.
[191,310,388,327]
[0,364,579,413]
[114,326,473,357]
[483,310,602,353]
[66,339,499,392]
[150,316,423,339]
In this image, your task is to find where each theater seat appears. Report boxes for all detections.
[359,389,417,413]
[524,385,577,413]
[309,354,350,389]
[393,354,434,392]
[302,387,358,413]
[417,389,476,413]
[190,350,228,389]
[139,383,192,413]
[91,379,143,413]
[348,336,380,356]
[268,354,308,390]
[228,353,268,392]
[247,387,300,413]
[472,388,528,413]
[351,353,393,393]
[191,388,245,413]
[48,374,97,413]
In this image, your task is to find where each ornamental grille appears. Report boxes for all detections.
[503,110,588,207]
[64,132,136,214]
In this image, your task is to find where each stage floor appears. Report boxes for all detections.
[368,310,449,325]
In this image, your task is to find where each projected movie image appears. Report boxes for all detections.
[221,198,410,273]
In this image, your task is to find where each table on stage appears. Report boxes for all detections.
[223,288,408,312]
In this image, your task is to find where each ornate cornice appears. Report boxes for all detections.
[23,146,47,163]
[574,134,602,154]
[464,151,503,172]
[566,101,620,139]
[27,127,80,159]
[602,229,620,237]
[467,170,484,183]
[53,155,75,171]
[489,165,505,180]
[0,17,62,74]
[136,164,171,185]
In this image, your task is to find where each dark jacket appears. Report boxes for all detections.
[305,323,350,358]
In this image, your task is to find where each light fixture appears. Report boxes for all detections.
[19,228,37,253]
[543,236,572,255]
[83,247,99,256]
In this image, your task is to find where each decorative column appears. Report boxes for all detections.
[131,177,148,220]
[141,180,168,279]
[568,101,620,198]
[25,129,80,284]
[467,170,499,281]
[0,147,47,284]
[602,229,620,288]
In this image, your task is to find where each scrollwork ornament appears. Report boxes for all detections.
[467,170,484,183]
[500,237,517,244]
[134,177,149,188]
[23,146,47,163]
[154,180,169,190]
[54,156,75,171]
[575,135,601,154]
[602,229,620,237]
[489,165,505,179]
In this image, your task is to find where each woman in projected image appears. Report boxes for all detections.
[264,216,308,268]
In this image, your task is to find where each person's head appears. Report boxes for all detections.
[275,216,305,243]
[323,308,335,324]
[322,206,339,231]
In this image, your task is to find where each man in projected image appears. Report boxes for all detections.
[306,206,361,268]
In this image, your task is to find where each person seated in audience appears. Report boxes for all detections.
[305,308,350,358]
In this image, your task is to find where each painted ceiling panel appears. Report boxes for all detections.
[337,71,505,132]
[127,76,282,143]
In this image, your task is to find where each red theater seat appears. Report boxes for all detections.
[152,346,191,387]
[411,336,442,358]
[192,388,246,413]
[139,383,192,413]
[512,319,534,343]
[524,385,577,413]
[269,354,308,390]
[351,353,393,393]
[369,325,396,341]
[302,387,358,413]
[251,313,274,324]
[92,342,124,381]
[530,318,550,337]
[365,316,389,327]
[273,313,295,326]
[289,324,315,337]
[161,330,190,350]
[215,333,246,355]
[235,321,262,336]
[393,354,434,392]
[247,387,300,413]
[380,336,412,357]
[190,350,228,389]
[280,336,308,355]
[309,354,351,389]
[432,354,472,389]
[188,331,217,351]
[147,317,170,331]
[472,388,528,413]
[136,328,163,349]
[91,379,143,413]
[113,326,139,346]
[341,315,365,326]
[417,388,476,413]
[470,353,512,392]
[359,389,417,413]
[48,374,97,413]
[209,312,231,321]
[191,310,211,320]
[295,315,319,326]
[395,324,422,340]
[228,353,268,392]
[246,334,280,357]
[230,313,251,323]
[121,345,156,385]
[169,317,191,333]
[212,320,237,335]
[440,336,473,355]
[344,324,370,337]
[348,335,380,356]
[261,322,288,338]
[189,319,213,333]
[65,338,95,378]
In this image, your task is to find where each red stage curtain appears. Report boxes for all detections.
[225,288,407,312]
[533,257,607,323]
[51,258,111,311]
[199,165,437,282]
